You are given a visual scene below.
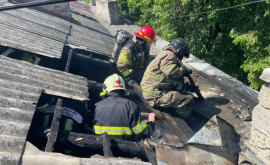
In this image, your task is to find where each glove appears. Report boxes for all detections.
[181,65,192,77]
[185,83,199,93]
[124,77,135,87]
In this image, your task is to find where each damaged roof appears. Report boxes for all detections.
[0,0,261,164]
[0,55,89,164]
[0,2,70,58]
[0,1,114,59]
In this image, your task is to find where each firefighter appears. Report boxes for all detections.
[117,26,156,84]
[93,74,155,141]
[21,52,37,63]
[140,38,196,118]
[34,95,87,133]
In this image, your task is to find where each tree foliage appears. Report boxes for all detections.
[117,0,270,90]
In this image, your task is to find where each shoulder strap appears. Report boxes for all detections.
[124,40,140,65]
[124,40,137,55]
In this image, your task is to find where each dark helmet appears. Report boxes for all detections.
[171,38,189,59]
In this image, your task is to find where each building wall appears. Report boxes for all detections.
[95,0,122,25]
[248,68,270,164]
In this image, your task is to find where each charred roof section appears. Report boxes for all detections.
[0,55,89,164]
[0,2,70,58]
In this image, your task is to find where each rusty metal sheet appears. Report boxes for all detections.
[187,115,222,146]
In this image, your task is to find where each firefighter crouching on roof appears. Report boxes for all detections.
[93,74,155,141]
[140,38,197,118]
[117,26,156,84]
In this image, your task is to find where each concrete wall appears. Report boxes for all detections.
[247,68,270,165]
[96,0,122,24]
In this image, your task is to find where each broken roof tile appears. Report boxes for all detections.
[0,55,89,164]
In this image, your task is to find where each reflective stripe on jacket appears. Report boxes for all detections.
[40,105,84,132]
[140,45,185,100]
[117,36,151,77]
[93,92,152,141]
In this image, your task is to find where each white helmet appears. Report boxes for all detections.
[103,74,126,94]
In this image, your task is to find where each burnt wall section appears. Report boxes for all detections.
[70,52,113,83]
[0,2,70,58]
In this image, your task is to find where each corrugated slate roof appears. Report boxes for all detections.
[0,2,70,58]
[67,4,114,56]
[0,1,114,164]
[0,56,89,165]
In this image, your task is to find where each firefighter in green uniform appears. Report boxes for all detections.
[140,38,195,118]
[117,26,156,84]
[93,74,155,141]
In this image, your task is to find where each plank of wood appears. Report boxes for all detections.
[102,133,113,157]
[131,82,194,146]
[45,98,63,152]
[154,119,184,147]
[162,113,194,144]
[132,83,164,119]
[142,140,157,165]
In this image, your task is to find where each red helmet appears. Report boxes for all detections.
[135,26,155,41]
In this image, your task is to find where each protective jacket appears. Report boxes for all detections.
[117,36,151,78]
[93,92,154,141]
[140,45,185,101]
[35,99,86,132]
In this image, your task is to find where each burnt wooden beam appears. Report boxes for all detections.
[142,140,157,165]
[57,131,146,157]
[87,80,103,89]
[44,48,75,152]
[129,82,195,147]
[102,133,113,157]
[131,83,164,119]
[45,98,63,152]
[1,48,14,57]
[33,57,41,65]
[65,48,73,72]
